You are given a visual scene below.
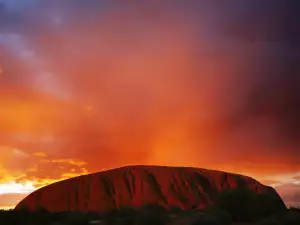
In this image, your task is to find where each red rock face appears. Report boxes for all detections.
[14,165,285,212]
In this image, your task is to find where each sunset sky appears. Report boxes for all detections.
[0,0,299,209]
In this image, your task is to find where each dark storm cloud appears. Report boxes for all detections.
[0,2,23,31]
[213,0,300,156]
[238,72,300,144]
[219,0,300,44]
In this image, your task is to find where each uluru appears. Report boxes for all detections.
[14,165,286,213]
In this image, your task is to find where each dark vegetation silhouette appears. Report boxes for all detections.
[2,188,299,225]
[215,187,287,222]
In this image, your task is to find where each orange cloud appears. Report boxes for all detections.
[293,176,300,181]
[49,158,87,166]
[33,152,47,157]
